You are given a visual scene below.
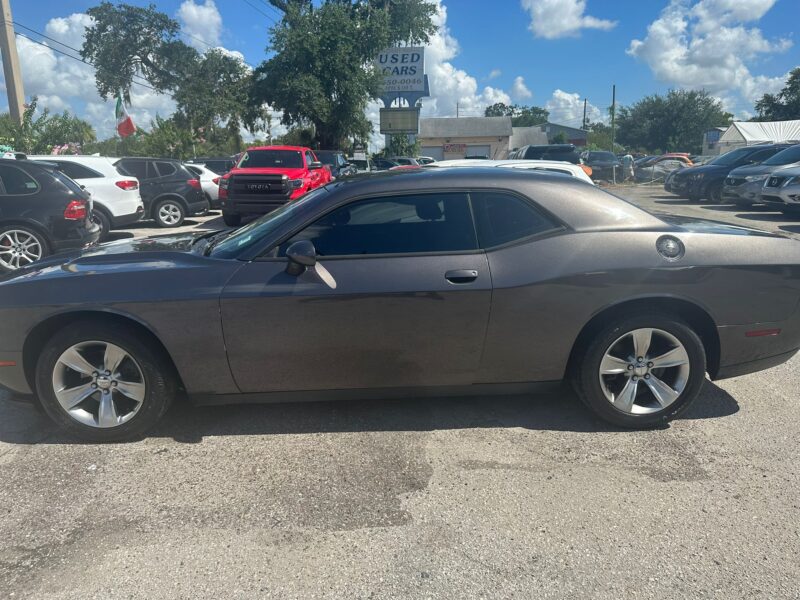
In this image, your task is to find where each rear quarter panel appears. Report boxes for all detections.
[478,230,800,383]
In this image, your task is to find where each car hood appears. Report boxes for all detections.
[728,164,787,178]
[0,232,213,284]
[674,163,727,177]
[230,167,306,178]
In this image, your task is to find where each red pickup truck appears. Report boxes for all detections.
[218,145,331,226]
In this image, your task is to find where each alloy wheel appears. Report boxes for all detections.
[598,328,690,415]
[51,341,146,428]
[0,229,43,270]
[158,202,183,226]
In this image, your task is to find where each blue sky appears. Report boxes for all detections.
[3,0,799,139]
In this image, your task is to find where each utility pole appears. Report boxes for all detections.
[610,84,617,184]
[0,0,24,124]
[582,98,587,130]
[456,102,459,118]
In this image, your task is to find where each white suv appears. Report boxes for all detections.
[29,156,144,238]
[185,163,221,208]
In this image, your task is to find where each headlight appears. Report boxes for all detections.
[745,174,767,182]
[219,177,229,189]
[288,178,304,189]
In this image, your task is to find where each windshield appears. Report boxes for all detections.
[708,148,752,166]
[238,149,304,169]
[763,144,800,166]
[211,187,329,258]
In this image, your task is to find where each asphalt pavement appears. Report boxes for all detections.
[1,185,799,599]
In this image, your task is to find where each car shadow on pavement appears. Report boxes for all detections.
[0,381,740,445]
[104,231,135,242]
[780,224,800,234]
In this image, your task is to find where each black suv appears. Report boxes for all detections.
[115,158,208,227]
[315,150,357,178]
[0,160,100,273]
[508,144,582,164]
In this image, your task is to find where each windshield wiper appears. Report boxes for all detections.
[202,231,232,256]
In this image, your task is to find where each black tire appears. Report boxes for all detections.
[35,321,176,442]
[0,224,50,273]
[153,198,186,228]
[707,183,723,204]
[91,208,112,240]
[222,212,242,227]
[571,312,707,429]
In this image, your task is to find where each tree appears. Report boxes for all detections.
[251,0,438,148]
[550,132,567,144]
[616,89,732,154]
[484,103,549,127]
[755,68,800,121]
[585,121,622,152]
[381,134,419,158]
[0,97,96,154]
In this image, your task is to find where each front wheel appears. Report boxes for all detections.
[153,199,186,228]
[222,212,242,227]
[35,322,176,442]
[572,313,706,428]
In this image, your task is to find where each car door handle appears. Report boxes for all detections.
[445,269,479,284]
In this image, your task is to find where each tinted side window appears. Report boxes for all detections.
[305,151,315,166]
[154,161,178,177]
[747,149,779,163]
[281,193,477,256]
[56,162,102,180]
[471,191,558,248]
[0,164,40,195]
[119,160,148,179]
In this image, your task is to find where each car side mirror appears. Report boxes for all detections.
[285,240,317,275]
[309,161,323,170]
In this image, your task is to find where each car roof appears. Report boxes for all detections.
[324,167,664,232]
[244,145,310,152]
[118,156,181,162]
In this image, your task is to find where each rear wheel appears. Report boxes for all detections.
[0,225,49,272]
[572,313,706,428]
[707,183,723,204]
[153,199,186,228]
[222,212,242,227]
[35,321,176,442]
[91,208,112,240]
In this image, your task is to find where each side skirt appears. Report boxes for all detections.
[190,381,563,406]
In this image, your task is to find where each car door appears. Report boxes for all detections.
[220,192,492,393]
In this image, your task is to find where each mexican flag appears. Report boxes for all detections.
[115,94,136,138]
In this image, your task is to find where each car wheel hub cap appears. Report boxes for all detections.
[0,230,42,270]
[159,204,181,224]
[52,341,146,429]
[598,328,690,415]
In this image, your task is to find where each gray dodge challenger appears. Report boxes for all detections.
[1,168,799,441]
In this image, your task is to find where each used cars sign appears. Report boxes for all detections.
[376,47,425,93]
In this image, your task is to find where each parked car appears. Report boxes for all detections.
[0,159,100,272]
[635,156,692,183]
[185,156,236,176]
[373,157,400,171]
[28,155,144,239]
[581,151,622,181]
[218,146,330,227]
[315,150,358,179]
[115,157,208,228]
[389,157,420,166]
[184,163,221,209]
[723,144,800,207]
[759,166,800,214]
[3,167,800,441]
[416,156,436,165]
[350,157,374,173]
[508,144,582,165]
[429,159,594,185]
[667,144,792,202]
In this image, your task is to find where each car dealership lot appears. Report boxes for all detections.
[2,185,800,599]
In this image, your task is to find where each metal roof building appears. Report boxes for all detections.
[417,117,513,161]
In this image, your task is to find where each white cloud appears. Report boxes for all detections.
[545,89,602,126]
[177,0,222,50]
[521,0,616,39]
[628,0,792,111]
[487,69,502,80]
[511,76,532,101]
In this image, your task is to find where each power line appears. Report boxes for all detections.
[14,31,159,93]
[240,0,278,24]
